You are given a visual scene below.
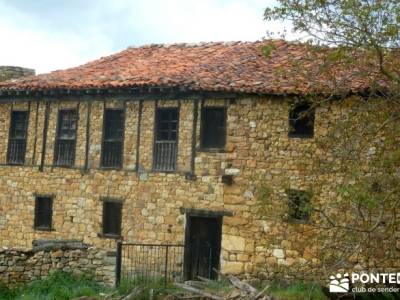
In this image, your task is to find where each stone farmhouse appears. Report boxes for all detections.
[0,40,392,280]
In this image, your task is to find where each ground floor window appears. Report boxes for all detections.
[34,196,53,230]
[102,200,122,237]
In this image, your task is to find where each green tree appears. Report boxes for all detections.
[264,0,400,83]
[258,0,400,285]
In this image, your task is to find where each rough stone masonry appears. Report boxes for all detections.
[0,95,396,280]
[0,41,398,284]
[0,240,115,286]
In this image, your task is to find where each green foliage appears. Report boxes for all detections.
[264,0,400,85]
[264,0,400,49]
[267,281,328,300]
[286,189,313,222]
[256,180,274,219]
[261,42,277,58]
[0,271,110,300]
[117,276,178,300]
[0,282,17,299]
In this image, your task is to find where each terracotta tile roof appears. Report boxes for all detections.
[0,40,387,95]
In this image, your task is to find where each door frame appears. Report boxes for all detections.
[183,211,223,280]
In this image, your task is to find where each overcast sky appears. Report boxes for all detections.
[0,0,289,74]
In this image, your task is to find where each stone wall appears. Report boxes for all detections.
[0,95,397,280]
[0,240,115,286]
[0,66,35,82]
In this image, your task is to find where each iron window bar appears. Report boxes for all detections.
[54,110,77,166]
[7,111,28,165]
[101,109,124,168]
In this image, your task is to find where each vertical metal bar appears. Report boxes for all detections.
[115,241,122,287]
[164,245,169,288]
[208,245,212,279]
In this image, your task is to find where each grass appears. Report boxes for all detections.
[3,272,400,300]
[117,276,179,300]
[266,281,328,300]
[0,271,111,300]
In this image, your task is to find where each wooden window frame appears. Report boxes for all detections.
[7,110,29,165]
[288,103,315,138]
[153,107,179,172]
[101,198,123,238]
[100,108,125,169]
[53,109,78,167]
[34,195,54,231]
[199,106,227,151]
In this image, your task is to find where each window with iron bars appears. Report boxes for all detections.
[34,196,53,231]
[153,108,179,172]
[288,103,315,138]
[54,109,77,166]
[102,200,122,236]
[101,109,124,168]
[7,111,29,165]
[201,107,227,150]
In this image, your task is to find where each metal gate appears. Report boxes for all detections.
[115,242,184,287]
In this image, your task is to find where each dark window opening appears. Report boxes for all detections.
[34,196,53,230]
[101,109,124,168]
[102,200,122,236]
[288,103,314,138]
[54,109,77,166]
[153,108,179,171]
[201,107,226,149]
[286,189,311,221]
[7,111,29,164]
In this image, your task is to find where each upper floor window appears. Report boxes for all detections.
[54,109,77,166]
[102,199,122,237]
[101,109,124,168]
[201,107,226,150]
[7,111,29,164]
[286,189,311,222]
[34,196,53,231]
[153,108,179,172]
[288,103,314,138]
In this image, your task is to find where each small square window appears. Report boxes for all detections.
[102,200,122,236]
[288,103,314,138]
[286,189,311,221]
[34,196,53,230]
[201,107,227,149]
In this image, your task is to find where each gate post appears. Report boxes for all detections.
[115,241,122,287]
[164,245,169,288]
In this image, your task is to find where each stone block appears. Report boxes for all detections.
[221,261,244,275]
[272,249,284,259]
[222,235,246,252]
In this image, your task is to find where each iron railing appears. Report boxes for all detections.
[54,139,76,166]
[101,141,123,168]
[153,141,177,172]
[7,139,26,164]
[116,242,184,287]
